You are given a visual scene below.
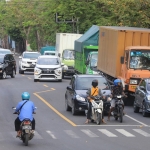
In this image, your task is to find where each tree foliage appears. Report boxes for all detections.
[0,0,150,52]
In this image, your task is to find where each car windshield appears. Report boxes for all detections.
[76,77,110,90]
[0,55,4,63]
[45,52,55,55]
[0,50,11,54]
[23,53,40,59]
[90,53,98,67]
[37,58,60,65]
[62,50,74,60]
[130,50,150,69]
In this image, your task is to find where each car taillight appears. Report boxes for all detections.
[23,121,30,125]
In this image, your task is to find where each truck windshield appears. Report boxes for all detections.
[90,53,98,67]
[130,50,150,69]
[63,50,74,60]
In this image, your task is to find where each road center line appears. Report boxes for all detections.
[125,115,148,126]
[43,85,48,87]
[33,93,76,127]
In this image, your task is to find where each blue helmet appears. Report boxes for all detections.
[114,79,121,86]
[22,92,30,100]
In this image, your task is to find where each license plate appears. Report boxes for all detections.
[22,126,32,130]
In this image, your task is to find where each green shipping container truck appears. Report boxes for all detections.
[74,25,99,74]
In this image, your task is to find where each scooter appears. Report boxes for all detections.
[90,96,103,125]
[13,107,37,146]
[111,95,124,123]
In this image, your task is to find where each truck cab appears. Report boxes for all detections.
[85,51,99,74]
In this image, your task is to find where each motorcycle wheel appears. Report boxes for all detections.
[96,112,101,125]
[119,108,123,123]
[25,133,29,146]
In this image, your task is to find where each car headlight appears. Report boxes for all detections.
[22,61,27,64]
[55,68,62,74]
[76,95,85,101]
[34,67,41,75]
[0,65,3,68]
[63,65,68,70]
[147,96,150,101]
[130,79,138,84]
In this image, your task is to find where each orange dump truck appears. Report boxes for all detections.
[97,26,150,95]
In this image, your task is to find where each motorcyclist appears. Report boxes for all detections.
[107,79,126,121]
[85,79,106,124]
[14,92,36,137]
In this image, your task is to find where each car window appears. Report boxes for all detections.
[4,55,9,61]
[0,50,11,54]
[37,58,60,65]
[139,80,146,88]
[146,79,150,91]
[23,53,40,58]
[70,77,75,89]
[76,77,110,90]
[9,55,15,61]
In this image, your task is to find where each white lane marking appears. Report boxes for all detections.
[43,85,48,87]
[81,129,99,137]
[34,131,43,139]
[64,130,80,138]
[28,77,32,80]
[116,129,135,137]
[76,125,150,127]
[133,129,150,137]
[125,115,148,126]
[98,129,117,137]
[46,131,57,139]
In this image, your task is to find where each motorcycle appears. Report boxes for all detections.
[90,96,103,125]
[12,107,37,146]
[111,95,124,123]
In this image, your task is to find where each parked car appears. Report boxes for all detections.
[0,54,16,79]
[134,78,150,117]
[65,74,111,115]
[34,55,63,82]
[19,52,41,74]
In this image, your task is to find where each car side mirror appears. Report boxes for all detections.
[120,56,124,64]
[140,86,145,91]
[61,63,64,66]
[67,86,72,90]
[19,56,22,59]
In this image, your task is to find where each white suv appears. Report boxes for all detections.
[34,55,63,82]
[19,52,41,74]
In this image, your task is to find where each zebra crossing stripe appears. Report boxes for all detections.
[81,129,99,137]
[98,129,117,137]
[64,130,80,138]
[115,129,135,137]
[46,131,57,139]
[133,129,150,137]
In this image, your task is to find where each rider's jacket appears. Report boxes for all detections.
[15,100,35,121]
[86,87,102,102]
[112,85,123,98]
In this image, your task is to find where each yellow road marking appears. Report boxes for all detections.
[43,84,48,87]
[51,88,55,90]
[28,77,32,80]
[22,75,25,76]
[33,91,76,127]
[35,89,54,94]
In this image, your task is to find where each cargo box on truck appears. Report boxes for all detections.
[97,26,150,96]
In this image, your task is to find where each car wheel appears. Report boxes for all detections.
[65,96,71,111]
[10,69,15,78]
[2,70,7,79]
[58,79,62,82]
[19,69,24,74]
[133,100,140,113]
[142,103,148,117]
[62,73,65,79]
[34,79,38,82]
[71,103,77,115]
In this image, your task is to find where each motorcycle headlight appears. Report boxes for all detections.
[22,61,27,64]
[55,68,62,74]
[76,95,85,101]
[34,67,41,75]
[130,79,138,85]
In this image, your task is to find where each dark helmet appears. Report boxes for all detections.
[92,80,98,88]
[114,79,121,86]
[22,92,30,100]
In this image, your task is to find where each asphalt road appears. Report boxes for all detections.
[0,56,149,150]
